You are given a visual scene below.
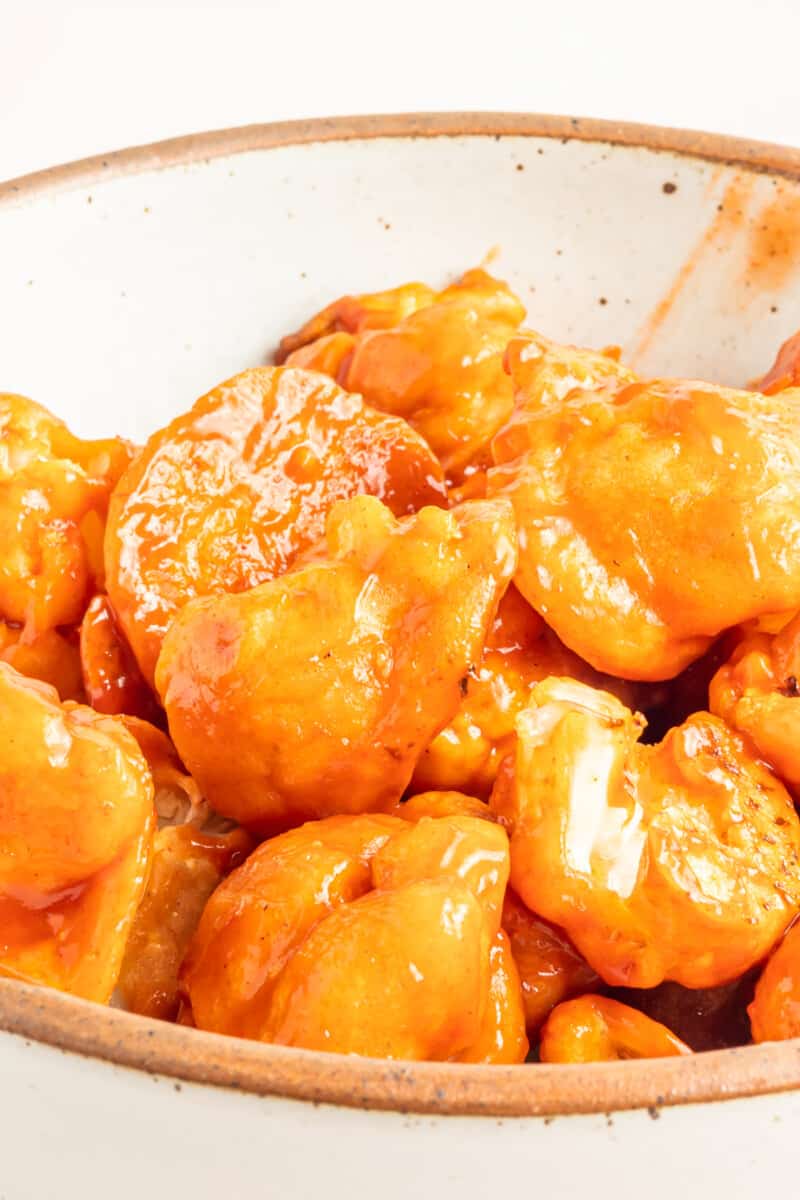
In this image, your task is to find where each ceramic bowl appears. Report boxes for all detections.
[2,113,800,1199]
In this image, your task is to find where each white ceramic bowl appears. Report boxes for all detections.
[3,113,800,1199]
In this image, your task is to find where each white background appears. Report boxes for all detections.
[3,0,800,181]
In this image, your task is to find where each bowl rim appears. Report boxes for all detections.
[4,977,800,1118]
[3,111,800,1118]
[3,110,800,204]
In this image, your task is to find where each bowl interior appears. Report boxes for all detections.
[3,120,800,443]
[2,115,800,1116]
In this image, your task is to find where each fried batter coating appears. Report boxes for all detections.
[281,269,525,486]
[501,888,599,1034]
[411,585,643,799]
[117,824,252,1020]
[261,879,491,1057]
[370,814,508,925]
[0,663,154,1001]
[157,495,517,831]
[182,814,402,1036]
[0,394,132,634]
[752,328,800,393]
[80,595,160,720]
[183,812,527,1061]
[277,281,436,360]
[115,716,254,1018]
[119,716,205,826]
[749,922,800,1042]
[456,929,528,1064]
[263,880,491,1058]
[0,621,83,701]
[488,332,800,680]
[709,612,800,792]
[393,790,493,822]
[539,995,691,1063]
[105,367,446,683]
[491,678,800,989]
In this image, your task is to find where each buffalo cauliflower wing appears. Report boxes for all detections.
[156,495,516,831]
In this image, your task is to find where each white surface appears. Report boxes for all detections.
[3,0,800,183]
[4,1027,800,1200]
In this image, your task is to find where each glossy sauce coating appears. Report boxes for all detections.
[489,332,800,680]
[456,930,529,1064]
[119,716,206,826]
[184,811,526,1061]
[393,790,493,822]
[0,621,83,701]
[157,495,517,831]
[261,878,491,1058]
[113,714,254,1020]
[12,267,800,1066]
[282,269,525,485]
[276,281,437,361]
[80,595,160,721]
[0,394,131,634]
[0,662,154,1001]
[539,995,692,1063]
[401,774,600,1045]
[752,328,800,393]
[749,921,800,1042]
[412,584,643,799]
[105,367,446,683]
[502,888,599,1033]
[492,677,800,988]
[370,814,509,927]
[182,813,403,1037]
[118,823,252,1020]
[709,611,800,792]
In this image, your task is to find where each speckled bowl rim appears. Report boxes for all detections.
[2,112,800,1118]
[4,111,800,204]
